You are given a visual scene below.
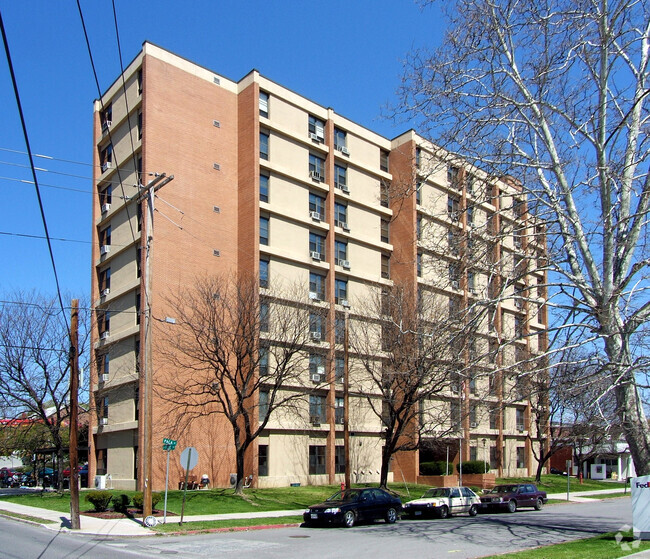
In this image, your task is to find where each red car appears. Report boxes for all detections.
[479,483,547,513]
[0,468,18,487]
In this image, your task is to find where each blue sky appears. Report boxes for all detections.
[0,0,444,298]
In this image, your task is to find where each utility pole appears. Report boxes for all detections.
[69,299,80,530]
[138,173,174,518]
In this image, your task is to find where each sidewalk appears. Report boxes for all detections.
[0,499,304,536]
[546,487,630,502]
[0,488,631,537]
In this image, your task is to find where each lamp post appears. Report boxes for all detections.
[482,438,487,472]
[343,302,351,490]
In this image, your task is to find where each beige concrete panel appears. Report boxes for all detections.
[347,245,380,283]
[264,94,310,139]
[347,166,381,208]
[348,136,381,173]
[347,205,382,246]
[267,173,309,219]
[270,215,311,263]
[106,336,138,382]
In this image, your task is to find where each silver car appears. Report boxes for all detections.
[402,486,481,519]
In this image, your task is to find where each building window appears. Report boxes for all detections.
[334,202,348,229]
[515,316,524,337]
[97,351,109,379]
[450,401,461,431]
[309,272,325,301]
[260,216,269,246]
[417,252,422,277]
[99,184,112,207]
[448,195,460,221]
[136,246,142,279]
[260,173,269,203]
[260,258,269,288]
[516,409,525,432]
[470,404,477,426]
[415,147,421,169]
[490,446,498,469]
[102,396,109,419]
[309,154,325,182]
[260,301,269,333]
[466,206,474,226]
[309,232,326,259]
[137,69,143,94]
[449,263,460,289]
[335,356,344,382]
[135,291,140,325]
[259,91,269,118]
[380,149,389,172]
[334,128,347,153]
[100,143,113,171]
[380,180,390,207]
[309,312,325,338]
[335,446,345,474]
[381,254,390,279]
[259,390,269,421]
[99,267,111,293]
[335,397,344,424]
[335,315,345,344]
[335,279,348,305]
[335,241,348,267]
[135,337,140,373]
[259,346,269,376]
[308,115,325,142]
[309,395,326,425]
[489,406,498,429]
[258,445,269,476]
[309,445,326,474]
[469,372,476,394]
[516,446,526,469]
[334,165,347,192]
[470,446,477,461]
[100,103,112,131]
[448,165,460,187]
[467,271,476,293]
[309,353,325,382]
[260,130,269,160]
[309,192,325,220]
[380,219,390,244]
[137,111,142,140]
[99,225,111,249]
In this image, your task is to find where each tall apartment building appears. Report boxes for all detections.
[90,42,548,490]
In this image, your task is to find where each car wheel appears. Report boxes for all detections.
[438,505,449,519]
[343,510,356,528]
[534,498,543,511]
[507,500,517,513]
[386,507,397,524]
[469,504,478,517]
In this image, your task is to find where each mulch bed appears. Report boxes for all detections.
[81,508,175,519]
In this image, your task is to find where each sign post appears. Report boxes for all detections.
[179,446,198,526]
[162,438,177,524]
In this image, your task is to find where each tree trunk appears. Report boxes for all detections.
[379,445,392,488]
[234,445,245,495]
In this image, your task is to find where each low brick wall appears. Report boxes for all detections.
[417,474,458,487]
[461,473,496,490]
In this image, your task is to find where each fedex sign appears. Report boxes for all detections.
[632,476,650,539]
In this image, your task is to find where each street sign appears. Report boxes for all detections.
[180,446,198,471]
[162,438,177,451]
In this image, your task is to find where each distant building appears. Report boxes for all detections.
[90,42,548,490]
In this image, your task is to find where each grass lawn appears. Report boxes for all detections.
[152,515,304,533]
[482,530,650,558]
[582,493,631,500]
[0,483,431,516]
[496,475,627,495]
[0,510,57,524]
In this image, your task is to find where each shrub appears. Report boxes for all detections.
[132,491,162,511]
[112,494,130,513]
[456,460,489,474]
[420,461,453,476]
[85,490,113,512]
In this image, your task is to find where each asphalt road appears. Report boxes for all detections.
[0,498,633,559]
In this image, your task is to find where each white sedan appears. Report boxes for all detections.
[402,486,481,519]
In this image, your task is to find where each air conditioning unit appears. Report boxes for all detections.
[341,222,350,232]
[336,145,349,155]
[310,251,322,261]
[452,280,460,289]
[101,374,109,383]
[310,331,322,341]
[309,291,321,301]
[100,418,108,426]
[471,422,478,428]
[309,132,319,141]
[94,475,106,489]
[101,120,112,132]
[341,260,350,270]
[310,211,322,221]
[100,288,110,297]
[339,184,350,194]
[101,162,112,172]
[100,331,109,341]
[310,373,322,383]
[518,427,525,433]
[336,417,344,425]
[101,203,111,214]
[310,171,323,182]
[100,245,110,256]
[339,299,349,308]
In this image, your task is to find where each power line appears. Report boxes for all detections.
[0,146,95,168]
[0,10,69,332]
[0,231,91,245]
[0,175,93,194]
[0,158,94,182]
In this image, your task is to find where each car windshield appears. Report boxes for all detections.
[491,485,519,493]
[422,488,450,498]
[327,489,362,502]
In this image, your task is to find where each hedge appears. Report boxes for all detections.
[85,490,113,512]
[456,460,489,474]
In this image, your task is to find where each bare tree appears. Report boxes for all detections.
[350,281,471,487]
[0,293,89,490]
[157,274,314,494]
[398,0,650,474]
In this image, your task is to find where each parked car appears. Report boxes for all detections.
[303,487,402,528]
[402,486,481,519]
[62,464,89,487]
[479,483,547,513]
[0,468,19,488]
